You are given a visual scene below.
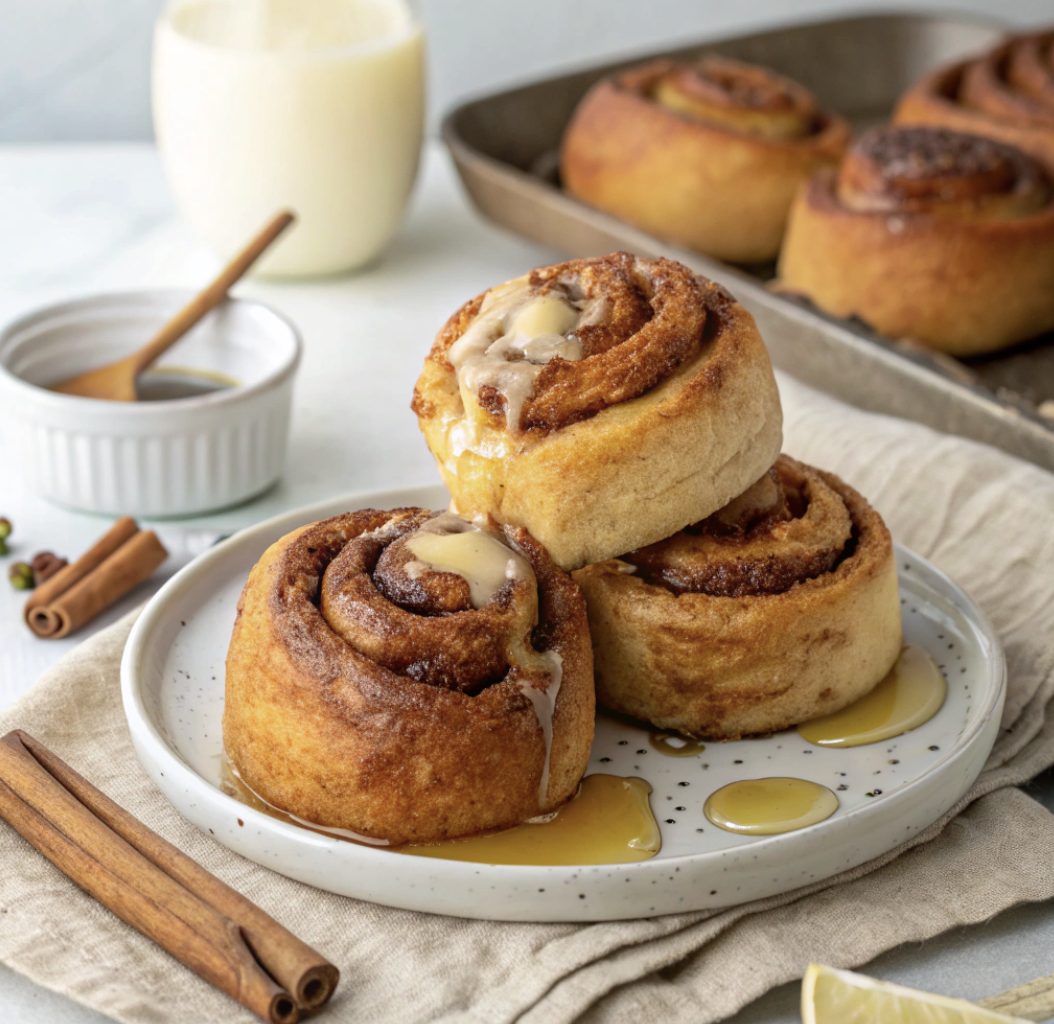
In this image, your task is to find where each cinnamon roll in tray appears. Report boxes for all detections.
[896,29,1054,168]
[777,125,1054,355]
[560,57,850,263]
[227,251,905,848]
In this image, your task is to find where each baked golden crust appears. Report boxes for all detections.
[572,457,902,740]
[223,508,594,846]
[411,252,783,570]
[895,31,1054,169]
[560,58,850,263]
[776,126,1054,356]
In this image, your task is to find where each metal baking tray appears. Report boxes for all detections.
[443,12,1054,472]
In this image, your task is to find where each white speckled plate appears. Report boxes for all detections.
[122,484,1005,922]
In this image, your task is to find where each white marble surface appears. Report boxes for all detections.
[3,0,1054,143]
[0,142,1052,1023]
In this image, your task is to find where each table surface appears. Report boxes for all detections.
[0,142,1051,1024]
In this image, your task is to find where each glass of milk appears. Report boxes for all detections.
[153,0,425,277]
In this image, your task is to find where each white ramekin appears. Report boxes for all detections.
[0,290,301,517]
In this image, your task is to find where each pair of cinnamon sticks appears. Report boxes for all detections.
[24,517,168,639]
[0,730,339,1022]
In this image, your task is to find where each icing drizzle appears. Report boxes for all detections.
[404,512,531,608]
[447,279,607,436]
[404,511,562,806]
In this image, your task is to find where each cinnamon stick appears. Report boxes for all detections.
[0,731,339,1022]
[24,517,168,638]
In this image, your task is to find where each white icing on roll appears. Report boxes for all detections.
[447,278,608,436]
[404,512,531,609]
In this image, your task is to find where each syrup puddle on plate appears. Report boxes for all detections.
[798,644,946,748]
[704,778,839,835]
[223,761,661,866]
[402,775,661,865]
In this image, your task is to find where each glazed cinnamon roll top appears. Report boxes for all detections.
[273,508,569,698]
[423,252,727,437]
[625,456,856,597]
[834,126,1052,221]
[651,57,823,140]
[961,31,1054,128]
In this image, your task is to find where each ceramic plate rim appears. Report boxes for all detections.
[121,483,1006,902]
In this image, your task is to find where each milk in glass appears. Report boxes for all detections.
[153,0,425,276]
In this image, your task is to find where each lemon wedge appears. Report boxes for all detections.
[801,964,1030,1024]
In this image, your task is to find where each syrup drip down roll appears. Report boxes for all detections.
[560,58,850,263]
[573,457,902,741]
[776,126,1054,355]
[412,252,783,570]
[223,508,594,846]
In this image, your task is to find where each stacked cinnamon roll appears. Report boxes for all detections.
[224,508,594,845]
[224,252,903,846]
[573,456,901,740]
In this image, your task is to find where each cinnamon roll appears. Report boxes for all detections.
[776,126,1054,355]
[223,508,594,846]
[412,252,783,570]
[572,456,902,741]
[895,30,1054,168]
[560,58,850,263]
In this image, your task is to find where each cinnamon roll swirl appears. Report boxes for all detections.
[223,508,594,846]
[412,252,783,570]
[572,457,902,741]
[896,30,1054,168]
[776,126,1054,355]
[560,58,850,263]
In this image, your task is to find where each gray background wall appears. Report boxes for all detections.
[1,0,1049,143]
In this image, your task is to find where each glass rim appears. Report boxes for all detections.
[158,0,424,61]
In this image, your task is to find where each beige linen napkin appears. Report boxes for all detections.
[2,373,1054,1024]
